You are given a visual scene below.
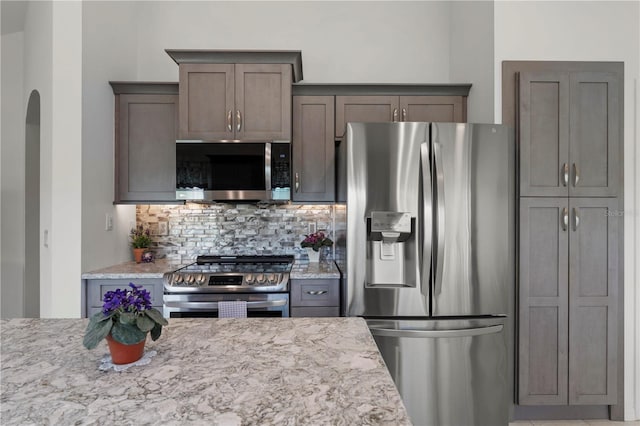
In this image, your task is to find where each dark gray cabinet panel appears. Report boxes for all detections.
[290,278,340,317]
[117,93,178,203]
[568,198,618,404]
[569,73,620,197]
[84,278,164,318]
[292,96,335,202]
[519,198,569,405]
[519,70,620,197]
[335,95,468,138]
[519,197,619,406]
[335,96,399,138]
[399,95,465,122]
[235,64,292,141]
[519,72,570,197]
[178,63,234,140]
[178,63,292,141]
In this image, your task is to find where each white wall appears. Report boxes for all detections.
[450,1,494,123]
[81,1,139,273]
[133,1,452,83]
[22,1,53,317]
[494,1,640,420]
[49,1,82,317]
[0,30,25,318]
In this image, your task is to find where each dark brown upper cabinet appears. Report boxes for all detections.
[335,95,467,138]
[292,96,335,202]
[518,69,621,197]
[110,82,179,204]
[166,50,303,142]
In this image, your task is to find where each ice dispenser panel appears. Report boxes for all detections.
[367,211,414,286]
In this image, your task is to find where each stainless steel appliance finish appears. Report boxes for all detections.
[368,318,507,426]
[163,255,293,317]
[176,141,291,202]
[343,122,514,426]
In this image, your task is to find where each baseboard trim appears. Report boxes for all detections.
[513,405,609,420]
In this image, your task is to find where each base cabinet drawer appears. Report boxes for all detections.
[85,278,164,317]
[291,307,340,317]
[290,278,340,317]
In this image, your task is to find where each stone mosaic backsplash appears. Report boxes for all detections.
[136,203,339,263]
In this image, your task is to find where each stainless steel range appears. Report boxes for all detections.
[163,255,293,318]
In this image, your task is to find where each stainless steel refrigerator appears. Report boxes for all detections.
[342,122,515,426]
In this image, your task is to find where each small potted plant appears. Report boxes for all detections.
[300,231,333,263]
[83,283,168,364]
[130,225,152,263]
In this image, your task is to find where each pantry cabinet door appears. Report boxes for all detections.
[518,197,569,405]
[519,72,570,197]
[568,72,620,197]
[568,198,619,404]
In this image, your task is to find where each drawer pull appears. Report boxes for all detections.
[306,290,327,296]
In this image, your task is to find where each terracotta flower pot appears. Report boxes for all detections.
[133,248,145,263]
[105,334,146,365]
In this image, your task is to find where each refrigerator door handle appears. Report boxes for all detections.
[420,143,433,298]
[433,142,445,295]
[369,324,503,339]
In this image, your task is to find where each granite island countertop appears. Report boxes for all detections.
[0,317,410,425]
[82,258,341,280]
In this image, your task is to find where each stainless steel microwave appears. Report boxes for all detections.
[176,141,291,202]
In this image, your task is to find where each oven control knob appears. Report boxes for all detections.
[267,273,279,284]
[196,274,206,285]
[256,274,266,284]
[185,274,195,285]
[245,274,254,284]
[173,274,183,285]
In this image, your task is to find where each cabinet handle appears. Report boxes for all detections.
[573,207,580,231]
[402,108,407,122]
[573,163,579,187]
[295,173,300,192]
[392,108,399,122]
[562,163,569,187]
[306,290,327,296]
[561,207,568,231]
[227,110,233,132]
[236,110,242,132]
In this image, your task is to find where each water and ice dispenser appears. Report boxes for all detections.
[366,211,414,287]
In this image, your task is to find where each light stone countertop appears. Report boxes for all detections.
[0,318,411,425]
[82,258,341,280]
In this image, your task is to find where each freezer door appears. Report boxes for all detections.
[345,122,432,317]
[368,318,508,426]
[431,123,515,316]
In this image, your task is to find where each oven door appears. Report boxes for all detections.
[163,292,289,318]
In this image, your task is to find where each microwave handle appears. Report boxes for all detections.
[265,143,272,191]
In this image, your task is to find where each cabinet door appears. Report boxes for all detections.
[568,198,618,404]
[399,96,465,122]
[178,63,234,140]
[235,64,292,140]
[519,72,570,197]
[518,198,569,405]
[117,94,178,202]
[292,96,335,202]
[335,96,399,138]
[569,72,620,197]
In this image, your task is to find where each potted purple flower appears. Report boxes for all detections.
[83,283,168,364]
[130,225,152,263]
[300,231,333,263]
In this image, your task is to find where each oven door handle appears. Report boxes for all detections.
[164,299,288,310]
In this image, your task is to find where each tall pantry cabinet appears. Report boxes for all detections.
[507,62,623,408]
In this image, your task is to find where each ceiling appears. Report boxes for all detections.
[1,1,27,36]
